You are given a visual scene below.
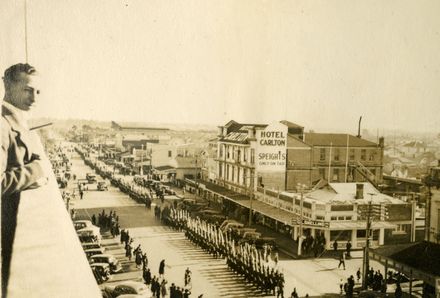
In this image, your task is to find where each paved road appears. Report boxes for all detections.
[70,152,273,297]
[68,150,419,297]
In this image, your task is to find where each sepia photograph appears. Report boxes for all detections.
[1,1,440,297]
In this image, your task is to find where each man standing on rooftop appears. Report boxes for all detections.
[1,63,48,295]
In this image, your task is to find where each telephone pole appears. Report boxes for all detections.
[248,171,254,226]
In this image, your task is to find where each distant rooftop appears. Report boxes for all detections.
[303,133,378,147]
[279,120,304,129]
[112,121,169,131]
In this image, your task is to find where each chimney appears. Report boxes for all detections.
[355,183,364,200]
[379,137,385,148]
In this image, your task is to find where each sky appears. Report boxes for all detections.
[1,0,440,134]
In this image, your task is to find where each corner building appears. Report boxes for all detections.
[216,120,385,192]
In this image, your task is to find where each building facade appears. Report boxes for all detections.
[215,120,385,193]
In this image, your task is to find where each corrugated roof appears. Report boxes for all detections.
[303,133,378,147]
[308,182,404,204]
[220,131,249,144]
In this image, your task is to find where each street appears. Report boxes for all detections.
[67,150,414,297]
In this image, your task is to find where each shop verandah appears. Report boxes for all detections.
[369,241,440,297]
[188,179,399,258]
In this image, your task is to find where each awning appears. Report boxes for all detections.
[155,165,176,173]
[330,221,398,230]
[369,241,440,290]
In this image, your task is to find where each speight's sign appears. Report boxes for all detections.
[256,122,287,172]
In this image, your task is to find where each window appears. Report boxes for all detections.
[393,224,408,235]
[357,230,367,238]
[243,149,247,162]
[334,149,340,161]
[243,169,247,185]
[226,165,230,180]
[219,163,223,178]
[369,151,375,161]
[332,168,340,181]
[361,149,366,161]
[250,149,255,164]
[168,150,172,158]
[237,167,240,183]
[337,216,345,220]
[350,149,355,160]
[232,147,235,159]
[219,145,224,158]
[231,166,235,182]
[226,146,230,159]
[330,230,351,241]
[320,148,326,161]
[331,216,337,220]
[237,150,241,162]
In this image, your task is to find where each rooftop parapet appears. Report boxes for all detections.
[6,139,101,297]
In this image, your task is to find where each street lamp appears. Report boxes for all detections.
[297,183,307,256]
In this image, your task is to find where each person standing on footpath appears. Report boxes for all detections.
[1,63,49,296]
[159,259,166,278]
[337,251,346,270]
[346,240,352,258]
[333,240,338,251]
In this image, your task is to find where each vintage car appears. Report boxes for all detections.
[56,175,68,188]
[253,237,278,250]
[84,247,106,259]
[91,263,111,284]
[103,281,151,298]
[97,181,109,191]
[77,226,102,244]
[86,173,97,183]
[82,242,101,250]
[89,254,122,273]
[220,220,245,233]
[74,220,94,231]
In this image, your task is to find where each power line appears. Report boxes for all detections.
[24,0,29,62]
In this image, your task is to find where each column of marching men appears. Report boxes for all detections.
[167,208,286,297]
[117,226,195,297]
[76,147,197,298]
[77,146,286,297]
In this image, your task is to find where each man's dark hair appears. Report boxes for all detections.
[3,63,36,85]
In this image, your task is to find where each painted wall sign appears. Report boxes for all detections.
[256,122,287,172]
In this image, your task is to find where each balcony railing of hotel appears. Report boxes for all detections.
[4,137,101,297]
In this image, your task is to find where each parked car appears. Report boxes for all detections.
[86,173,97,183]
[57,176,68,188]
[254,237,278,250]
[77,226,102,244]
[161,186,176,195]
[84,247,106,259]
[89,254,122,273]
[103,281,151,298]
[91,263,111,284]
[74,220,94,231]
[97,181,109,191]
[82,242,101,250]
[220,221,245,233]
